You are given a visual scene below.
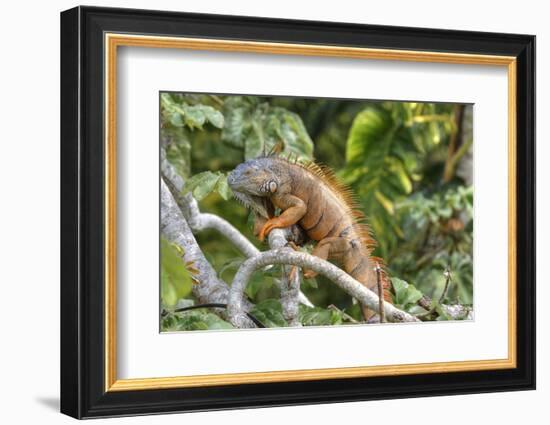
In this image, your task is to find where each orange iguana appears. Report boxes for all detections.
[227,154,392,320]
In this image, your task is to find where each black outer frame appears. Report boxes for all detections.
[60,5,536,419]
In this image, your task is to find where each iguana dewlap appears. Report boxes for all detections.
[227,155,392,320]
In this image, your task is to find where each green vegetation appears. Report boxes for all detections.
[160,92,473,331]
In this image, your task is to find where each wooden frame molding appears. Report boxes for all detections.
[104,33,518,392]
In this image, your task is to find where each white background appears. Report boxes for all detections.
[118,48,508,378]
[0,0,545,424]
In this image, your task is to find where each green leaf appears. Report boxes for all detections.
[388,157,413,194]
[244,120,265,159]
[162,309,234,332]
[214,175,233,200]
[184,171,221,201]
[275,108,314,159]
[160,237,193,307]
[201,313,234,329]
[342,107,402,257]
[433,303,450,321]
[200,105,224,128]
[346,108,395,164]
[185,171,234,201]
[218,258,244,280]
[391,277,408,300]
[164,133,191,177]
[391,277,423,308]
[438,205,453,219]
[170,112,184,127]
[302,276,318,289]
[182,105,206,129]
[402,285,423,306]
[246,211,256,232]
[245,271,273,299]
[160,94,224,131]
[161,270,178,307]
[250,299,287,328]
[375,190,395,215]
[221,96,253,147]
[221,97,313,159]
[299,306,343,326]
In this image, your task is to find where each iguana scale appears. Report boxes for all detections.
[227,155,392,320]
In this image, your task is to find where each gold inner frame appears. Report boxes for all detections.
[104,33,517,392]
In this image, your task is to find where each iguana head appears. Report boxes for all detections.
[227,158,280,218]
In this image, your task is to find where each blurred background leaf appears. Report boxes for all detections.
[221,96,314,159]
[160,237,193,307]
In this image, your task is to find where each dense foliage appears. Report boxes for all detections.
[160,92,473,331]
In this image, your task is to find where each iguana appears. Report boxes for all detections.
[227,154,392,320]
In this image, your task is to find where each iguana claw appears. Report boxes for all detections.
[258,217,283,241]
[303,269,318,279]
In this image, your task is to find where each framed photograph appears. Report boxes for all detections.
[60,6,535,419]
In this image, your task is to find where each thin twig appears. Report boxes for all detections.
[209,94,224,106]
[375,262,386,323]
[438,268,452,304]
[327,304,360,324]
[416,267,452,320]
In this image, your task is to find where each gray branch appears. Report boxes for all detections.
[227,248,419,328]
[417,291,474,321]
[197,213,259,258]
[268,229,301,326]
[442,304,474,320]
[160,179,254,326]
[160,179,228,305]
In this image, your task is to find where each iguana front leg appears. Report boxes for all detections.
[253,214,268,238]
[258,195,306,241]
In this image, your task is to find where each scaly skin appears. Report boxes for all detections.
[228,155,392,320]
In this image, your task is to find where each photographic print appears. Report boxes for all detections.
[160,93,474,331]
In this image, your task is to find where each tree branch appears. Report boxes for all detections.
[227,248,419,328]
[417,292,473,321]
[196,213,260,258]
[375,263,386,323]
[160,179,254,325]
[268,229,301,326]
[442,303,473,320]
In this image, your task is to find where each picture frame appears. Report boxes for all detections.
[60,5,535,419]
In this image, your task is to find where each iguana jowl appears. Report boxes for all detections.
[227,155,392,320]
